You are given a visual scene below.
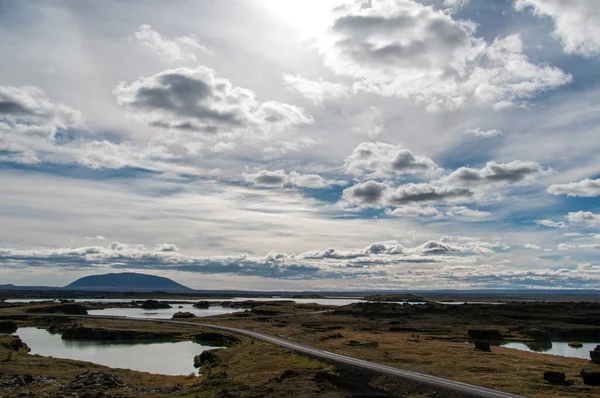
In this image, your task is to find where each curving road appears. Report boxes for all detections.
[11,314,524,398]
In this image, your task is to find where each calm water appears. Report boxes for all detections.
[16,327,221,375]
[501,341,598,360]
[88,303,241,319]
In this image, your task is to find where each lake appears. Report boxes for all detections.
[14,327,220,375]
[501,341,598,360]
[87,303,241,319]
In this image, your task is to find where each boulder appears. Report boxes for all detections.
[580,370,600,386]
[0,320,18,333]
[590,345,600,364]
[467,329,503,340]
[172,311,196,319]
[543,371,568,385]
[474,341,491,352]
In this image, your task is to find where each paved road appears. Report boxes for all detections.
[11,314,524,398]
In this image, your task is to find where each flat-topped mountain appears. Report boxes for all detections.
[63,272,192,292]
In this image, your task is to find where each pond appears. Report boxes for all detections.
[87,303,241,319]
[500,341,599,360]
[15,327,221,375]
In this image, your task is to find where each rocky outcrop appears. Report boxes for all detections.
[69,371,122,389]
[467,329,503,340]
[473,341,491,352]
[580,370,600,386]
[525,328,552,341]
[27,303,88,315]
[194,332,241,346]
[543,371,569,385]
[62,326,180,340]
[193,301,210,309]
[193,348,222,368]
[0,320,17,333]
[590,345,600,364]
[172,311,196,319]
[139,300,171,309]
[1,335,30,352]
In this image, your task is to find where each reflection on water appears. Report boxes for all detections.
[16,327,222,375]
[88,303,241,319]
[501,341,598,360]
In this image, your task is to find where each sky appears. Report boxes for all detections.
[1,0,600,290]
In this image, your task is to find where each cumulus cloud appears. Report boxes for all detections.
[341,180,388,206]
[317,0,571,110]
[524,244,540,249]
[463,128,503,138]
[567,211,600,226]
[536,219,568,228]
[515,0,600,57]
[548,178,600,197]
[114,66,313,135]
[342,180,473,209]
[243,169,330,189]
[283,74,349,104]
[344,142,440,178]
[443,161,545,187]
[387,183,473,205]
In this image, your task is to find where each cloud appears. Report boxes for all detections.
[344,142,440,178]
[341,180,388,206]
[548,178,600,197]
[524,244,540,250]
[515,0,600,57]
[443,161,545,187]
[387,183,473,205]
[316,0,571,110]
[243,169,330,189]
[463,128,503,138]
[133,24,209,62]
[283,74,349,104]
[567,211,600,226]
[0,85,82,142]
[114,66,313,135]
[342,180,473,209]
[536,219,568,228]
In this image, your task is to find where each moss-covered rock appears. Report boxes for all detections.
[26,304,88,315]
[172,311,196,319]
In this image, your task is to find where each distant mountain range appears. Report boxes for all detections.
[63,272,192,292]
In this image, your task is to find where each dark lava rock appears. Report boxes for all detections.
[172,311,196,319]
[467,329,503,340]
[70,371,122,389]
[27,303,88,315]
[543,371,569,385]
[580,370,600,386]
[194,348,222,368]
[0,320,18,333]
[526,328,552,342]
[474,341,491,352]
[140,299,171,309]
[2,335,30,352]
[193,301,210,309]
[195,332,241,346]
[590,345,600,364]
